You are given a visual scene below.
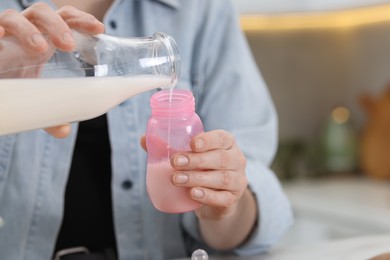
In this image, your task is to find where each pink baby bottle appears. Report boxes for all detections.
[146,89,203,213]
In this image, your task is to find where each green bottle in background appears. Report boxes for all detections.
[321,106,358,174]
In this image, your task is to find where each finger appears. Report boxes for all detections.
[173,170,245,192]
[189,187,237,209]
[191,130,234,152]
[140,134,147,151]
[22,3,75,51]
[0,9,48,52]
[58,6,105,35]
[172,148,239,170]
[44,124,71,138]
[0,26,4,51]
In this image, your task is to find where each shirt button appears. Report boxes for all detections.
[0,217,4,229]
[121,180,133,190]
[109,20,117,29]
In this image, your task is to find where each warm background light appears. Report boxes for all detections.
[240,4,390,31]
[332,106,350,124]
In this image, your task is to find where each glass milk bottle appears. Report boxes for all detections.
[0,31,180,135]
[146,89,203,213]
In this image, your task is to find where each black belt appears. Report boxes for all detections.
[54,247,117,260]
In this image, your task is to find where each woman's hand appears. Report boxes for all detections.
[171,130,248,220]
[140,130,257,249]
[0,3,104,77]
[0,3,105,138]
[0,3,104,51]
[171,130,257,249]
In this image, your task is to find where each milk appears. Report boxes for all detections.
[0,75,171,135]
[146,162,201,213]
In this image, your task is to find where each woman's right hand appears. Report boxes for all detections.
[0,3,105,138]
[0,3,105,78]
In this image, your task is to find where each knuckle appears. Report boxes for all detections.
[0,10,26,33]
[194,172,206,183]
[57,5,78,16]
[218,150,231,169]
[221,195,235,209]
[23,3,51,19]
[31,2,51,9]
[218,130,230,147]
[26,2,50,14]
[1,9,18,17]
[194,153,206,168]
[239,153,247,168]
[240,175,249,189]
[221,170,233,187]
[0,9,17,22]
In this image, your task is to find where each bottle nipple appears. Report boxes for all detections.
[191,249,209,260]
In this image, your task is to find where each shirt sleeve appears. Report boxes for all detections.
[181,0,294,256]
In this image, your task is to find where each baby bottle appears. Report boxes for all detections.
[146,89,203,213]
[0,31,180,135]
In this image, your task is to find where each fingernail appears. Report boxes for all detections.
[62,31,74,44]
[175,155,189,167]
[173,173,188,184]
[31,33,45,46]
[195,138,204,150]
[192,188,204,198]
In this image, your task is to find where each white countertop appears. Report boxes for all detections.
[262,234,390,260]
[177,177,390,260]
[283,177,390,232]
[177,234,390,260]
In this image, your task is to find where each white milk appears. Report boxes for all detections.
[0,75,170,135]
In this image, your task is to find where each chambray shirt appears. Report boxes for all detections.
[0,0,293,259]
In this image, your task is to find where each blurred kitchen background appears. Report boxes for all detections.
[232,0,390,249]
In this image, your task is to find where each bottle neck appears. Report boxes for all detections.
[152,33,181,89]
[150,89,195,118]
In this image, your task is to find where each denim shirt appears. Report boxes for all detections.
[0,0,293,259]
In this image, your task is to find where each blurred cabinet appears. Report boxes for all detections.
[243,11,390,142]
[278,177,390,247]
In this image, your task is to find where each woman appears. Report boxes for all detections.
[0,0,293,259]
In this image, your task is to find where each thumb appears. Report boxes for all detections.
[44,124,71,138]
[140,134,147,151]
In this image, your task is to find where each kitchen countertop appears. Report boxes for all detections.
[261,234,390,260]
[277,176,390,247]
[183,177,390,260]
[283,177,390,231]
[177,234,390,260]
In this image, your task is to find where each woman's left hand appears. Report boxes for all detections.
[170,129,248,220]
[140,129,255,249]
